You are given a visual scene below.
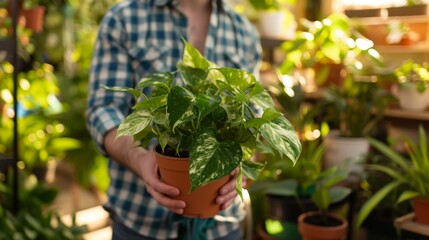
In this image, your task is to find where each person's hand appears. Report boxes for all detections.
[216,168,247,210]
[133,150,187,214]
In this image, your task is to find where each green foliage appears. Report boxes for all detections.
[260,139,351,211]
[0,62,80,171]
[248,0,295,11]
[317,77,394,138]
[355,125,429,229]
[279,13,384,85]
[0,172,87,239]
[106,40,302,198]
[394,59,429,93]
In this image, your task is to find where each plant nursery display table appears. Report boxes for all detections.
[394,212,429,239]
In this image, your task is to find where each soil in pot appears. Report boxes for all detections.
[155,146,229,218]
[303,214,343,227]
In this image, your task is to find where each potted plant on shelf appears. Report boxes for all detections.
[20,0,46,33]
[248,0,296,38]
[391,59,429,111]
[297,165,352,240]
[355,125,429,228]
[105,40,302,218]
[317,75,394,173]
[254,139,326,240]
[279,13,384,88]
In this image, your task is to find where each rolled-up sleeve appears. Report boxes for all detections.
[86,10,134,156]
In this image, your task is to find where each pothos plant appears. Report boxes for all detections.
[105,40,302,198]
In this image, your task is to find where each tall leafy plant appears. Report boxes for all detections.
[317,76,394,138]
[355,125,429,228]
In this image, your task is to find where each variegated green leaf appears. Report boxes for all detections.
[250,89,275,109]
[167,86,195,131]
[196,94,221,122]
[216,67,256,92]
[240,135,257,161]
[189,130,242,192]
[136,72,174,90]
[133,95,167,110]
[260,117,301,164]
[116,110,153,139]
[182,40,210,70]
[102,85,142,99]
[248,81,265,97]
[242,160,265,180]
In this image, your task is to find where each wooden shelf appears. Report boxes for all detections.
[260,36,290,49]
[376,44,429,53]
[394,212,429,237]
[303,90,429,122]
[351,15,429,25]
[384,108,429,121]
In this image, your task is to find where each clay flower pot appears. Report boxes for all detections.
[412,197,429,225]
[155,150,229,218]
[20,6,45,33]
[298,211,348,240]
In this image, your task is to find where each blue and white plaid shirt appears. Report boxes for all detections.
[86,0,261,238]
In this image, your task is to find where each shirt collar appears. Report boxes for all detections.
[154,0,225,10]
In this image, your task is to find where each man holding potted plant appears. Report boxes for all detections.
[86,0,264,239]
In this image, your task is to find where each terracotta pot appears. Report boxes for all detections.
[155,151,229,218]
[298,211,348,240]
[412,197,429,225]
[313,63,346,88]
[20,6,45,32]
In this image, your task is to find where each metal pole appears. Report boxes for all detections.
[11,0,19,214]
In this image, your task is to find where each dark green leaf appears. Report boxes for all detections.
[167,86,195,131]
[265,179,298,196]
[312,188,330,211]
[196,94,221,122]
[177,62,208,87]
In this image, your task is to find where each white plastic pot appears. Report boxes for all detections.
[392,82,429,111]
[324,130,369,174]
[258,11,295,38]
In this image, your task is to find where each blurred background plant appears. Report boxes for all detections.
[0,170,87,239]
[0,61,80,177]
